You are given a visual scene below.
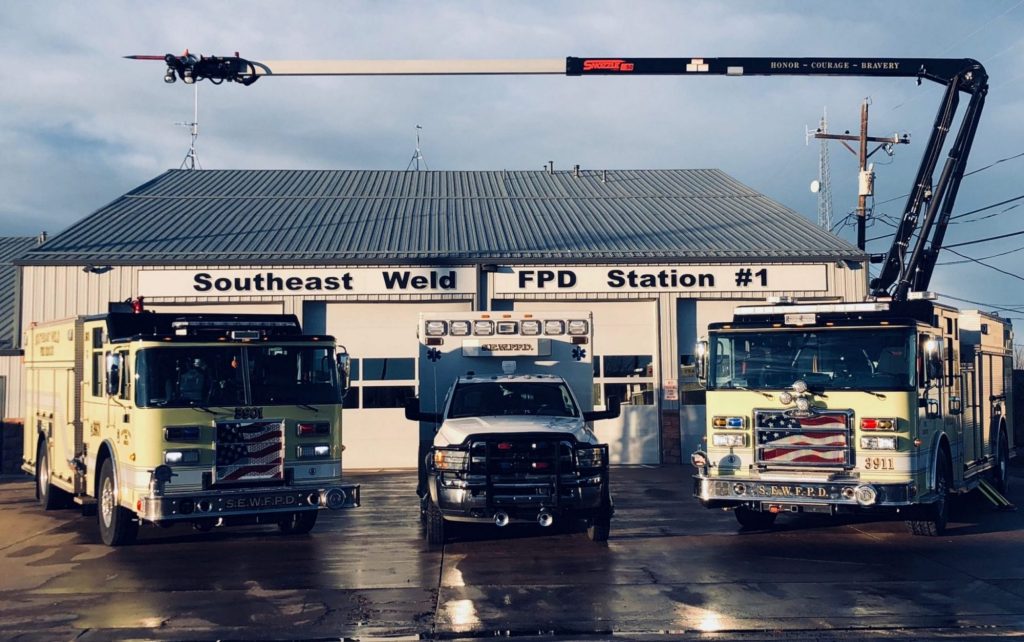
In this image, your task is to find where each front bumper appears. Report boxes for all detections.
[693,474,923,512]
[431,472,607,523]
[139,483,360,524]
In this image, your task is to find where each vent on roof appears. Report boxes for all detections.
[36,231,47,246]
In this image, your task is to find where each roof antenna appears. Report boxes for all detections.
[176,82,201,169]
[406,125,427,171]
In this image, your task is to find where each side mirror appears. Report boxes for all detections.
[404,397,442,424]
[694,341,709,385]
[105,353,121,396]
[949,395,963,415]
[920,336,942,386]
[584,395,621,422]
[336,350,350,393]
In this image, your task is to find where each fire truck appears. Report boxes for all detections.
[23,304,359,545]
[692,301,1014,534]
[404,312,618,545]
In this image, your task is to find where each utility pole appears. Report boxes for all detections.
[814,98,909,250]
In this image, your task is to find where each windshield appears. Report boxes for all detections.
[247,346,339,405]
[708,328,916,391]
[135,345,339,408]
[447,381,579,419]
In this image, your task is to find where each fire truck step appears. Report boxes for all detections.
[977,479,1016,512]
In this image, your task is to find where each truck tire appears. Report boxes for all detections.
[587,513,611,542]
[735,506,778,530]
[97,459,138,546]
[36,444,71,510]
[278,510,319,535]
[907,451,950,536]
[425,500,447,546]
[993,429,1010,495]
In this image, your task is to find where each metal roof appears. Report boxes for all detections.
[21,169,863,265]
[0,237,36,349]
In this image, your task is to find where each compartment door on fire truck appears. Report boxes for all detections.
[513,300,660,464]
[326,301,473,469]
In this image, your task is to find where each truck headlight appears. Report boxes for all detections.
[433,449,468,470]
[297,444,331,459]
[577,447,605,468]
[712,433,747,447]
[164,449,200,465]
[860,436,898,450]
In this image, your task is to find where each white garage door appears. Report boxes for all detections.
[512,300,660,464]
[326,301,473,469]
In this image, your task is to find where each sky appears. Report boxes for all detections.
[1,0,1022,325]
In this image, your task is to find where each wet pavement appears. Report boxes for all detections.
[1,464,1023,641]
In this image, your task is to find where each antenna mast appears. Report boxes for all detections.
[176,82,201,169]
[816,108,834,231]
[406,125,427,171]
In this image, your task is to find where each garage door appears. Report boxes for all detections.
[326,301,473,469]
[512,300,660,464]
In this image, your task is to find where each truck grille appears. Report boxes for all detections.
[754,410,852,468]
[215,419,285,483]
[470,438,575,477]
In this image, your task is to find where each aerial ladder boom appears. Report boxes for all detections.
[130,53,988,302]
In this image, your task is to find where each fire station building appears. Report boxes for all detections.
[12,168,867,468]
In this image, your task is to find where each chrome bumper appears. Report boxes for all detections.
[139,483,360,523]
[693,474,920,509]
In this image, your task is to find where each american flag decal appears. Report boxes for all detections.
[756,411,850,467]
[215,420,285,483]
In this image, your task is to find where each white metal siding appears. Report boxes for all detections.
[0,355,22,419]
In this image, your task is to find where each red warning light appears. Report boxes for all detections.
[131,297,145,314]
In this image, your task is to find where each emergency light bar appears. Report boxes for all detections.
[736,302,891,316]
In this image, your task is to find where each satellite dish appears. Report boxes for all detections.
[810,179,821,194]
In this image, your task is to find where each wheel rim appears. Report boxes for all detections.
[38,451,49,493]
[101,475,115,528]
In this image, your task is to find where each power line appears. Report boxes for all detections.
[949,193,1024,221]
[865,149,1024,209]
[944,248,1024,283]
[944,228,1024,249]
[937,245,1024,265]
[934,292,1024,315]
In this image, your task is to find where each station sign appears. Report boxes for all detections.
[492,265,828,294]
[138,268,477,297]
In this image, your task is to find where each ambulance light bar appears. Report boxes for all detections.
[423,318,589,337]
[737,302,891,315]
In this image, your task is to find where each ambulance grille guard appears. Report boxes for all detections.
[432,436,608,510]
[754,409,853,469]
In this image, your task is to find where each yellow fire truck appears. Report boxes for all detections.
[23,305,359,545]
[692,300,1014,535]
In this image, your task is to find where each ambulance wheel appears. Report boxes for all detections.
[587,513,611,542]
[735,506,777,530]
[425,500,447,546]
[993,428,1010,495]
[36,444,71,510]
[98,459,138,546]
[907,452,950,536]
[278,510,319,535]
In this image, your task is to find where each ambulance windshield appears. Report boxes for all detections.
[448,381,579,419]
[708,328,916,391]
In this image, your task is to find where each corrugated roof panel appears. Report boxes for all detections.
[21,169,863,264]
[0,237,37,348]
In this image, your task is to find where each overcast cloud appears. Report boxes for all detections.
[1,1,1022,319]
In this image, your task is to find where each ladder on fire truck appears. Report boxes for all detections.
[128,53,987,303]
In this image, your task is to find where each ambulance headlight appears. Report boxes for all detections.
[450,321,471,336]
[544,320,565,335]
[425,320,448,336]
[567,320,589,335]
[520,320,542,335]
[473,320,494,336]
[433,449,468,471]
[164,449,200,465]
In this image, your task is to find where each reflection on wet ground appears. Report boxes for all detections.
[1,464,1023,640]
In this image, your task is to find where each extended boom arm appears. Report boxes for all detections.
[130,53,989,301]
